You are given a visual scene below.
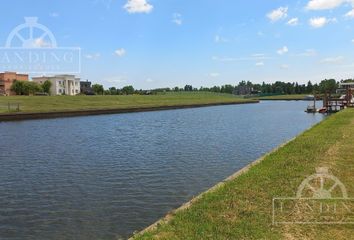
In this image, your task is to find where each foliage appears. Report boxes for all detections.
[11,80,26,95]
[319,79,338,94]
[92,84,104,95]
[42,80,52,95]
[23,82,42,95]
[184,85,193,91]
[121,85,135,95]
[11,80,43,95]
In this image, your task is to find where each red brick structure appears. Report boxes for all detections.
[0,72,29,96]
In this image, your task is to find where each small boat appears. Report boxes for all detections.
[318,108,327,114]
[305,105,317,113]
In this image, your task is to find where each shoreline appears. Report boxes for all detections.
[256,98,323,101]
[0,100,259,122]
[129,138,293,239]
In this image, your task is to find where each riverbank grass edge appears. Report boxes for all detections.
[132,108,354,239]
[0,92,256,114]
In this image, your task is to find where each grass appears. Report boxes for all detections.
[0,92,255,114]
[256,94,308,100]
[132,108,354,240]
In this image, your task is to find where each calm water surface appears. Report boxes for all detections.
[0,101,324,239]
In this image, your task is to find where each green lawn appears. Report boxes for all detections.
[0,92,255,114]
[133,109,354,240]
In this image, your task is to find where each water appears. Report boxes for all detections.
[0,101,324,239]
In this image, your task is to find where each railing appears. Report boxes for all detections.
[0,103,21,112]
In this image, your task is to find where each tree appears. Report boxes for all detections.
[42,80,52,95]
[221,85,234,94]
[121,85,135,95]
[109,87,117,95]
[319,79,338,94]
[184,85,193,91]
[11,80,25,95]
[92,84,104,95]
[23,82,42,95]
[210,86,221,93]
[306,81,313,94]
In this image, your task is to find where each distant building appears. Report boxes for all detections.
[337,82,354,94]
[32,75,80,96]
[80,80,94,95]
[233,86,254,95]
[0,72,29,96]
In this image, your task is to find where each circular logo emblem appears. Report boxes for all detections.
[5,17,57,48]
[296,167,348,199]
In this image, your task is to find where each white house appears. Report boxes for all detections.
[337,82,354,94]
[32,75,81,96]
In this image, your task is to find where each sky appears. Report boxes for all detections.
[0,0,354,89]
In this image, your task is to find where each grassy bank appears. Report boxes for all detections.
[0,92,255,114]
[133,109,354,239]
[256,94,308,100]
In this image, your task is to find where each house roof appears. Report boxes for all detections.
[339,82,354,86]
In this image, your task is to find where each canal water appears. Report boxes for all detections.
[0,101,324,239]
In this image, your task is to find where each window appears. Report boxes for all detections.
[58,81,61,85]
[59,89,62,93]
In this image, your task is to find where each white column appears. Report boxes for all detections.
[65,80,68,95]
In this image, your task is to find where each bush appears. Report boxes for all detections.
[11,80,47,95]
[11,80,25,95]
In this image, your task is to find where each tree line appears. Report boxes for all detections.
[95,79,352,96]
[9,78,353,96]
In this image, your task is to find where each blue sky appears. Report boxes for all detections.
[1,0,354,89]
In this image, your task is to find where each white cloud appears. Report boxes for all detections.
[252,53,265,58]
[214,35,229,43]
[146,78,154,83]
[114,48,126,57]
[212,56,238,62]
[124,0,153,14]
[212,55,271,62]
[280,64,289,69]
[85,53,101,60]
[287,18,299,26]
[105,76,127,84]
[321,56,344,63]
[352,39,354,43]
[309,17,337,28]
[295,49,317,57]
[277,46,289,55]
[255,62,264,67]
[345,9,354,18]
[267,7,288,22]
[173,13,182,25]
[306,0,347,10]
[209,73,220,78]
